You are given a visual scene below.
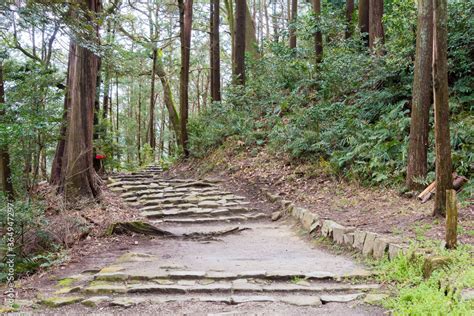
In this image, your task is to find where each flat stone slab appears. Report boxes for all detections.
[320,293,364,303]
[281,296,322,306]
[81,296,111,307]
[41,296,84,307]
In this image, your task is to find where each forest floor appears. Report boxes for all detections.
[4,166,387,315]
[169,139,473,245]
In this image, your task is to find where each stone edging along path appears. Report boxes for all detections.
[263,189,408,262]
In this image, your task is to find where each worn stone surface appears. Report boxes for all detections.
[110,297,147,307]
[333,226,354,244]
[40,296,84,307]
[320,293,364,303]
[373,237,390,259]
[388,243,406,260]
[83,284,127,294]
[321,220,345,238]
[271,211,282,221]
[460,289,474,301]
[362,232,378,257]
[353,231,367,250]
[343,233,355,246]
[281,296,322,306]
[81,296,111,307]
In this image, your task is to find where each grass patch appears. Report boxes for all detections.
[375,242,474,315]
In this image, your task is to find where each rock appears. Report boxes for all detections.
[54,286,81,294]
[333,226,355,244]
[81,296,111,307]
[373,237,390,259]
[0,306,15,313]
[320,293,364,303]
[40,296,84,307]
[95,272,129,281]
[460,289,474,301]
[362,232,378,257]
[301,212,318,230]
[206,271,238,279]
[305,271,335,279]
[271,211,282,221]
[321,220,344,238]
[364,293,388,304]
[423,256,452,279]
[198,201,220,208]
[117,252,155,263]
[154,279,175,285]
[292,207,306,219]
[232,296,276,304]
[265,192,280,202]
[388,243,407,260]
[343,233,354,246]
[168,271,206,278]
[237,271,266,278]
[266,270,304,279]
[110,297,146,308]
[309,220,321,235]
[280,296,322,306]
[83,284,127,294]
[353,230,367,250]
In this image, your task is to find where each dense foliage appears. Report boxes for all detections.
[188,0,473,198]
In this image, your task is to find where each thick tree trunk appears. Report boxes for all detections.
[148,48,157,153]
[289,0,297,48]
[406,0,433,190]
[358,0,370,46]
[432,0,452,216]
[137,82,142,165]
[0,63,14,200]
[313,0,323,63]
[245,1,259,57]
[210,0,221,102]
[178,0,193,156]
[59,0,102,203]
[369,0,384,51]
[345,0,354,38]
[234,0,246,85]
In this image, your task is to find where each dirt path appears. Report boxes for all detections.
[20,166,386,315]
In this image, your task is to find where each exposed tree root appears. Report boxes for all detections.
[106,221,249,241]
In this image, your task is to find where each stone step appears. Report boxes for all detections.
[140,207,253,219]
[150,213,268,224]
[81,280,380,296]
[93,269,374,282]
[40,292,374,308]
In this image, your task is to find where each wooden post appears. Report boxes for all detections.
[445,189,457,249]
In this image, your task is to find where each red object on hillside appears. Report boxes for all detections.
[95,154,106,160]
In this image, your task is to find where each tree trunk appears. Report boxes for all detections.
[235,0,246,85]
[313,0,323,63]
[156,53,181,145]
[406,0,433,190]
[0,63,14,200]
[51,42,74,186]
[245,1,259,57]
[432,0,452,216]
[59,0,101,203]
[137,82,142,165]
[345,0,354,38]
[358,0,370,46]
[210,0,221,102]
[178,0,193,156]
[289,0,297,48]
[148,48,157,153]
[369,0,384,52]
[93,58,102,173]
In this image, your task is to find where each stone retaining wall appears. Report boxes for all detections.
[266,191,409,261]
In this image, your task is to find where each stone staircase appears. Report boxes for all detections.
[37,165,385,311]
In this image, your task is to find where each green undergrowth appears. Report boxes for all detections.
[374,242,473,315]
[187,0,473,203]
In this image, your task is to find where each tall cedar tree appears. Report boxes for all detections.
[178,0,193,156]
[345,0,354,38]
[289,0,297,48]
[406,0,433,190]
[0,63,14,200]
[358,0,369,46]
[148,47,158,152]
[234,0,246,84]
[432,0,453,216]
[210,0,221,101]
[58,0,102,202]
[369,0,384,51]
[313,0,322,63]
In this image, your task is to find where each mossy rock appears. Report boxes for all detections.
[40,296,84,307]
[99,265,125,273]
